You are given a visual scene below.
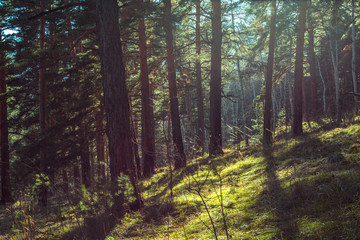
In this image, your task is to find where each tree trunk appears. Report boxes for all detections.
[81,128,90,189]
[96,0,142,212]
[287,35,294,124]
[138,0,156,178]
[61,151,69,193]
[352,0,357,104]
[0,32,13,203]
[308,0,317,119]
[62,166,69,193]
[329,2,341,124]
[316,56,326,114]
[39,0,48,207]
[195,0,205,155]
[292,1,307,136]
[209,0,223,156]
[95,108,105,182]
[164,0,186,168]
[73,165,81,190]
[231,2,247,147]
[263,0,276,146]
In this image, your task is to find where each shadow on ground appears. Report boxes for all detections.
[60,210,118,240]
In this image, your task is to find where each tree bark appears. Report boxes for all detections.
[138,0,156,178]
[263,0,276,146]
[316,56,326,114]
[352,0,357,104]
[81,128,90,189]
[308,0,317,119]
[0,32,13,203]
[195,0,205,155]
[329,1,341,124]
[95,108,105,182]
[39,0,48,207]
[164,0,186,168]
[73,165,81,190]
[209,0,223,156]
[292,1,307,136]
[96,0,142,212]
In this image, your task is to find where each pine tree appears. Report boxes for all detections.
[209,0,223,156]
[292,1,307,136]
[138,0,156,178]
[164,0,186,169]
[0,31,13,203]
[263,0,277,146]
[96,0,142,212]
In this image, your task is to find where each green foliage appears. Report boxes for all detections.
[117,173,135,203]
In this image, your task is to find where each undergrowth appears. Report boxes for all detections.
[1,121,360,239]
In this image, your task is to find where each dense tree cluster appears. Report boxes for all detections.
[0,0,359,213]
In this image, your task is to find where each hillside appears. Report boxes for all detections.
[2,121,360,239]
[105,122,360,239]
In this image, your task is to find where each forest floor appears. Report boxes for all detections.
[2,120,360,239]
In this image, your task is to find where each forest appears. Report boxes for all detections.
[1,0,360,239]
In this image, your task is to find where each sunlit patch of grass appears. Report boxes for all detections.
[95,122,360,239]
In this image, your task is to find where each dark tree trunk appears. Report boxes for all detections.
[138,0,156,178]
[39,0,48,207]
[0,32,13,203]
[263,0,277,146]
[62,167,69,193]
[96,0,142,212]
[61,150,69,193]
[95,108,105,182]
[292,1,307,136]
[308,0,317,119]
[209,0,223,156]
[81,129,90,189]
[132,112,141,177]
[195,0,205,155]
[164,0,186,169]
[73,165,81,190]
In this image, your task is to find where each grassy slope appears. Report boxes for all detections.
[108,122,360,239]
[1,121,360,239]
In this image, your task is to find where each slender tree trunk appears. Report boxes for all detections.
[62,166,69,193]
[164,0,186,168]
[288,35,294,124]
[263,0,276,146]
[120,4,141,180]
[316,56,326,114]
[329,2,340,124]
[0,32,13,203]
[195,0,205,155]
[73,165,81,190]
[292,1,307,136]
[96,0,142,212]
[330,38,340,123]
[95,108,105,182]
[352,0,357,104]
[131,111,141,177]
[81,128,90,189]
[61,151,69,193]
[39,0,48,207]
[308,0,317,119]
[187,63,194,143]
[209,0,223,156]
[231,3,247,147]
[138,0,156,178]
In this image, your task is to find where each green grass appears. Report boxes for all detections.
[2,121,360,239]
[107,122,360,239]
